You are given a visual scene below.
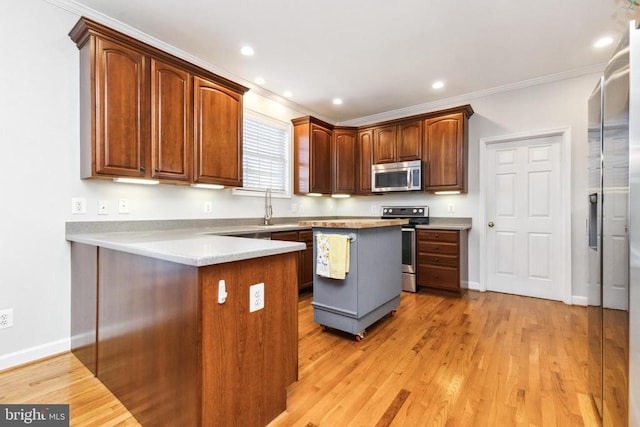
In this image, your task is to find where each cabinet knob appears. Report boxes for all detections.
[435,234,439,238]
[434,247,439,251]
[140,166,146,172]
[155,167,160,172]
[488,221,495,228]
[435,274,440,279]
[434,258,439,262]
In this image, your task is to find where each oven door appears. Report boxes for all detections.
[401,228,415,273]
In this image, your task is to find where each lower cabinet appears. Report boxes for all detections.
[272,229,313,292]
[70,242,298,427]
[416,229,468,293]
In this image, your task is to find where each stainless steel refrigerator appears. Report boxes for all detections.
[587,23,632,426]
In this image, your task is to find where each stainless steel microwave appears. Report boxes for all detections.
[371,160,422,192]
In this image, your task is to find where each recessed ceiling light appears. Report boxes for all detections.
[432,81,445,89]
[240,46,255,56]
[255,77,265,85]
[283,90,293,98]
[594,37,613,48]
[332,98,343,105]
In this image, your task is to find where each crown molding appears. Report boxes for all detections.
[47,0,605,127]
[337,63,606,126]
[45,0,329,121]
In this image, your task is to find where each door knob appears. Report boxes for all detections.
[488,221,495,228]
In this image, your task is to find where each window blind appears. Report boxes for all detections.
[242,111,290,193]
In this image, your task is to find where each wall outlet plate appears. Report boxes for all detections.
[71,198,87,214]
[204,201,213,213]
[0,308,14,329]
[249,283,264,312]
[98,200,109,215]
[118,199,129,214]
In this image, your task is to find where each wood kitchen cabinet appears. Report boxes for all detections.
[423,108,472,192]
[292,116,333,194]
[332,127,357,194]
[416,229,468,293]
[69,18,247,186]
[193,76,243,186]
[271,229,314,292]
[372,120,422,164]
[356,129,374,194]
[70,243,298,427]
[151,59,191,181]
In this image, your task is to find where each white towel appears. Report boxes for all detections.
[316,233,350,279]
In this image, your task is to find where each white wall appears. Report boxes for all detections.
[1,0,596,369]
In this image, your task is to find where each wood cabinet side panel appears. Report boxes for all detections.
[70,243,98,375]
[200,253,298,426]
[293,122,311,194]
[97,250,200,427]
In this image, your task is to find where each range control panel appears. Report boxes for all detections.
[381,206,429,218]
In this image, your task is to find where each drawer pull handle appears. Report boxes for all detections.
[434,258,439,262]
[435,274,440,279]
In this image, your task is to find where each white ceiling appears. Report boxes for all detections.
[58,0,636,124]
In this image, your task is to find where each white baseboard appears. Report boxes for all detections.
[571,296,588,306]
[0,338,70,372]
[467,281,482,291]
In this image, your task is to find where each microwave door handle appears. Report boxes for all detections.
[407,168,412,189]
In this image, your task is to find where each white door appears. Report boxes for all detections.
[485,135,564,300]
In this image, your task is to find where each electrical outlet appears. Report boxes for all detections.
[204,201,213,213]
[71,198,87,214]
[249,283,265,313]
[370,205,378,214]
[448,203,455,213]
[98,200,109,215]
[0,309,14,329]
[291,203,298,214]
[118,199,129,214]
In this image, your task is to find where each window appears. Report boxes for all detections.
[237,110,290,195]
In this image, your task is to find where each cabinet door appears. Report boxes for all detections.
[373,125,397,164]
[300,230,314,291]
[95,38,148,177]
[310,124,332,194]
[332,129,356,194]
[356,130,374,194]
[423,113,466,192]
[397,120,422,161]
[193,76,243,186]
[151,59,191,181]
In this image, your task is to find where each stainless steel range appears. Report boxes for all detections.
[381,206,429,292]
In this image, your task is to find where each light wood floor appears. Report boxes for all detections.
[0,290,600,426]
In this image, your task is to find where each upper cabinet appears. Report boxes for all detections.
[356,129,374,194]
[69,17,248,186]
[332,128,357,194]
[372,120,422,164]
[292,116,333,194]
[90,37,148,178]
[193,76,243,187]
[423,107,473,193]
[151,59,191,181]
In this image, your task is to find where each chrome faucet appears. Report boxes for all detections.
[264,188,273,225]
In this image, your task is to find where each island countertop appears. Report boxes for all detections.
[297,218,409,229]
[67,230,305,267]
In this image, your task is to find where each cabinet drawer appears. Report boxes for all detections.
[418,266,459,289]
[418,242,458,255]
[420,254,458,268]
[418,230,458,243]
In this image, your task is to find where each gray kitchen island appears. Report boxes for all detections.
[298,219,408,340]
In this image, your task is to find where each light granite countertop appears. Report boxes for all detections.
[66,223,308,267]
[415,217,472,230]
